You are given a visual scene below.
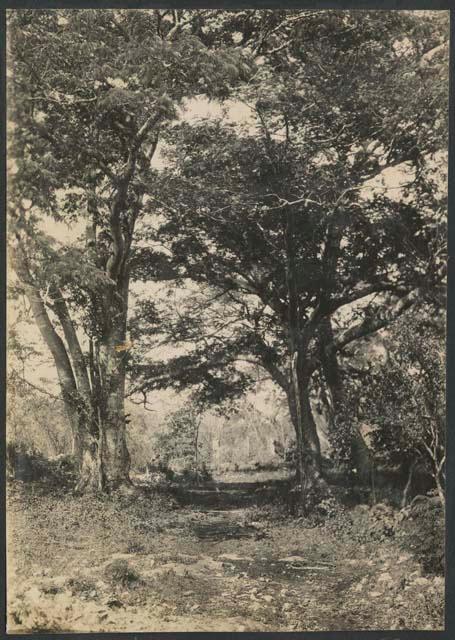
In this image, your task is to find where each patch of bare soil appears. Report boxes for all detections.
[6,481,444,632]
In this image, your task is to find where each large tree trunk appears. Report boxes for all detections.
[287,356,326,510]
[69,331,131,494]
[89,277,132,492]
[72,356,131,494]
[97,335,131,490]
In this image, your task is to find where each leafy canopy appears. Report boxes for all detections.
[130,10,448,406]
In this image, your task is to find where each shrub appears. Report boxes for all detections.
[243,501,291,523]
[66,576,97,597]
[367,503,397,540]
[125,540,146,554]
[8,600,66,633]
[396,496,445,574]
[155,406,210,481]
[6,441,77,488]
[180,463,213,485]
[314,496,340,519]
[7,441,45,482]
[273,438,297,468]
[104,559,141,588]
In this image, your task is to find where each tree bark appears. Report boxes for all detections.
[24,283,102,486]
[287,357,326,509]
[92,275,132,491]
[46,286,105,489]
[11,245,85,452]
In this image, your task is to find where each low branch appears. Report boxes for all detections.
[332,287,422,353]
[329,282,410,312]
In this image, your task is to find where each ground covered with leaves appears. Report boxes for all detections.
[7,478,444,632]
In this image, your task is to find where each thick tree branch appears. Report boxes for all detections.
[10,240,79,404]
[332,287,422,353]
[329,282,410,313]
[48,287,93,401]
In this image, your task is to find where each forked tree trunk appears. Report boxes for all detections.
[13,242,131,492]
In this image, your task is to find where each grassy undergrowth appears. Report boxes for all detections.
[7,478,445,632]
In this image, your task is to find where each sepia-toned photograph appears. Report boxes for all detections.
[5,8,449,633]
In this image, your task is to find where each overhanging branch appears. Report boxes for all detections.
[332,287,422,353]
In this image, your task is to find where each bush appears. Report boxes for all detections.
[314,496,340,519]
[7,441,43,481]
[367,503,397,540]
[155,406,210,481]
[273,438,297,468]
[125,540,146,554]
[8,600,66,633]
[396,496,445,574]
[243,501,291,523]
[343,496,444,574]
[181,463,213,484]
[66,576,97,597]
[104,559,141,588]
[6,441,77,487]
[332,501,400,547]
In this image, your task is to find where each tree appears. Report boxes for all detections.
[350,309,446,504]
[130,11,448,508]
[155,405,207,482]
[8,9,252,491]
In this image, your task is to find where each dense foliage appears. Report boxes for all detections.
[8,10,448,502]
[8,9,252,490]
[128,10,448,502]
[154,406,209,481]
[333,310,445,500]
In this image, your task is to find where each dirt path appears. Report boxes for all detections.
[7,482,444,632]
